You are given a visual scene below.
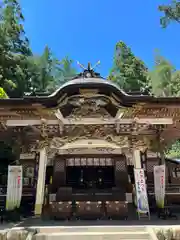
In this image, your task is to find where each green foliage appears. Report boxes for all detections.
[29,53,77,94]
[148,54,175,96]
[109,43,180,158]
[0,0,32,96]
[0,87,8,98]
[109,41,149,92]
[54,56,77,87]
[166,140,180,159]
[149,52,180,97]
[159,0,180,27]
[0,0,77,97]
[145,52,180,158]
[170,70,180,96]
[26,46,59,94]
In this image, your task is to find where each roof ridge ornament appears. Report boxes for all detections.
[92,61,101,71]
[76,61,101,78]
[77,61,100,71]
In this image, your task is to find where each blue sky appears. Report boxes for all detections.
[20,0,180,76]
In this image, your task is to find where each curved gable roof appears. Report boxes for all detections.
[49,77,129,98]
[0,70,180,107]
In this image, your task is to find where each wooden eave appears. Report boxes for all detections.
[0,76,180,122]
[1,77,180,109]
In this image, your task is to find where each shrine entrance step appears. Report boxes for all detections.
[35,226,153,240]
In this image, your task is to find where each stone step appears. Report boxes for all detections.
[35,226,153,240]
[38,226,147,233]
[35,232,152,240]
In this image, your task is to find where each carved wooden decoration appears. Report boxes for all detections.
[66,95,112,119]
[0,90,178,160]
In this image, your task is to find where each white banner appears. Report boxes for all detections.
[134,168,149,214]
[6,166,23,211]
[35,148,47,215]
[154,165,165,208]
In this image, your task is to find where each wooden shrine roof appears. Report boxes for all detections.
[0,69,180,109]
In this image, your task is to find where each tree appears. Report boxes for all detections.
[0,0,32,97]
[170,70,180,96]
[148,54,175,96]
[109,41,149,92]
[54,56,77,87]
[149,52,180,97]
[0,1,78,97]
[28,53,77,94]
[149,53,180,158]
[158,2,180,157]
[159,0,180,27]
[1,0,31,55]
[27,46,58,94]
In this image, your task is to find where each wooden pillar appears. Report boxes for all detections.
[159,149,165,165]
[156,127,165,165]
[34,148,47,216]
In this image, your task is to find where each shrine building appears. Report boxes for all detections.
[0,65,179,220]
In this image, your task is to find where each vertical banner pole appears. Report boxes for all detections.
[154,165,166,209]
[134,168,150,220]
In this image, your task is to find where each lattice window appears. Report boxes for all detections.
[146,161,157,173]
[54,160,65,172]
[115,160,126,171]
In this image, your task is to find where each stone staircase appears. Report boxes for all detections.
[35,226,157,240]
